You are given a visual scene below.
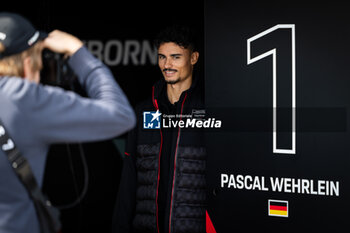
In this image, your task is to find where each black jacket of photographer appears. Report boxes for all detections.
[113,75,206,233]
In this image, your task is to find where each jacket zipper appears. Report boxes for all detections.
[168,93,188,233]
[153,86,162,233]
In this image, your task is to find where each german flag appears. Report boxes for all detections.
[268,200,288,217]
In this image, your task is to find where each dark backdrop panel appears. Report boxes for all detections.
[205,1,350,232]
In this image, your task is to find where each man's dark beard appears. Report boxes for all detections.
[163,69,179,84]
[165,78,180,85]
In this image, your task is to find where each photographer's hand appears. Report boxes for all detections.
[43,30,83,57]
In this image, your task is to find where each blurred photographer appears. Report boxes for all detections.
[0,12,135,233]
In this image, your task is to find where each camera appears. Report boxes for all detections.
[40,49,77,90]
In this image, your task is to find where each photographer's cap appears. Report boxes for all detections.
[0,12,47,59]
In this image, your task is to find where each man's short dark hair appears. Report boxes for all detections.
[154,25,197,52]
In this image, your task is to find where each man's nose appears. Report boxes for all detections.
[164,58,172,68]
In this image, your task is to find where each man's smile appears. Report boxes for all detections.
[163,69,178,77]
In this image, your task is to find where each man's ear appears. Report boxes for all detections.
[22,56,32,79]
[23,56,40,83]
[191,51,199,65]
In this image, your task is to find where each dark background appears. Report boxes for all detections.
[205,1,350,232]
[5,1,350,232]
[2,1,204,233]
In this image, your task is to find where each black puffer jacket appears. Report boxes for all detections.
[113,77,206,233]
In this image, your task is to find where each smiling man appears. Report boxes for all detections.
[113,25,206,233]
[159,41,199,104]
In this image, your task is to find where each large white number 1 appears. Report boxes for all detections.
[247,24,296,154]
